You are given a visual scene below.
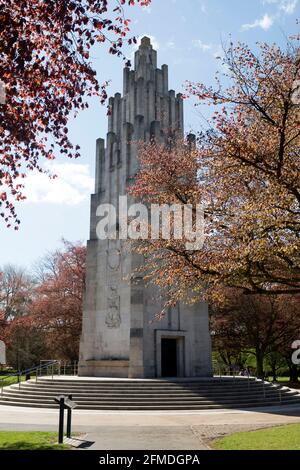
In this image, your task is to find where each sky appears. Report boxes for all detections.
[1,0,299,269]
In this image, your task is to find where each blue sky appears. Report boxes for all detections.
[1,0,299,269]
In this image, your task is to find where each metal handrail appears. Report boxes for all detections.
[212,361,253,389]
[0,360,60,396]
[212,362,242,376]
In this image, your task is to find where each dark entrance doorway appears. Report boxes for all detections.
[161,338,177,377]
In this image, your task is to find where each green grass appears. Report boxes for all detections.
[0,431,71,450]
[267,376,294,382]
[213,424,300,450]
[266,377,300,389]
[0,375,26,388]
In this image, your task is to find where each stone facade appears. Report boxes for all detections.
[78,37,212,378]
[0,340,6,365]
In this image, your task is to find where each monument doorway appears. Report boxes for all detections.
[161,338,178,377]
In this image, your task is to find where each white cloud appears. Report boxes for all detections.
[243,0,297,31]
[213,45,223,59]
[279,0,298,13]
[22,161,94,205]
[262,0,298,13]
[242,13,274,30]
[166,41,175,49]
[199,2,207,14]
[192,39,213,52]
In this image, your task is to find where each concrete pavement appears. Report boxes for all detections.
[1,404,300,449]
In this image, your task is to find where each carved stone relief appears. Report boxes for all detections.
[105,285,121,328]
[107,248,121,271]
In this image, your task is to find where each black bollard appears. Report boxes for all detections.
[67,394,72,438]
[54,394,77,444]
[58,397,65,444]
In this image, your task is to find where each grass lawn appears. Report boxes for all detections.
[0,375,26,388]
[266,377,300,389]
[212,424,300,450]
[0,431,71,450]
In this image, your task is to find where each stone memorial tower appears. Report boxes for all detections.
[79,37,212,378]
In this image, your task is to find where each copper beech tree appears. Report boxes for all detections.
[0,0,151,227]
[211,290,300,379]
[0,241,86,366]
[31,240,86,361]
[130,38,300,306]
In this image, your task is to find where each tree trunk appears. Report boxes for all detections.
[256,349,264,379]
[289,363,299,383]
[271,363,277,382]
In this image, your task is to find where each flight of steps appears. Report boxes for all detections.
[1,377,300,410]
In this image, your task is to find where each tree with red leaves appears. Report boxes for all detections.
[0,241,86,368]
[31,240,86,361]
[0,265,37,369]
[0,0,151,227]
[2,318,47,371]
[211,290,300,379]
[130,37,300,305]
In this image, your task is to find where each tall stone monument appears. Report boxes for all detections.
[79,37,212,378]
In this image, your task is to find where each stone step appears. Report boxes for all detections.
[35,379,257,386]
[38,377,257,382]
[1,386,262,393]
[28,378,260,384]
[19,382,270,391]
[2,387,297,400]
[2,391,290,402]
[1,377,298,410]
[1,391,297,402]
[11,388,278,397]
[3,389,290,399]
[25,384,258,390]
[15,388,280,397]
[13,384,270,394]
[2,395,288,404]
[37,377,255,383]
[1,399,299,410]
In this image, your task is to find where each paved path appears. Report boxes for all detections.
[1,405,300,449]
